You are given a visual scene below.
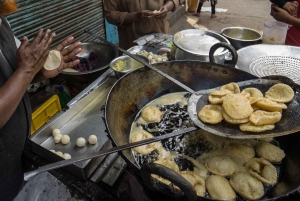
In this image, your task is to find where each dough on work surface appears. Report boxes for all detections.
[141,106,162,122]
[179,171,206,197]
[50,149,56,153]
[52,129,61,136]
[54,133,62,143]
[255,142,285,163]
[206,175,236,200]
[63,153,72,160]
[131,131,157,155]
[61,135,70,145]
[88,135,98,145]
[55,151,63,157]
[265,83,294,103]
[246,158,278,185]
[76,137,86,147]
[198,104,223,124]
[226,143,255,163]
[222,93,253,119]
[229,172,264,200]
[205,155,236,176]
[44,50,61,70]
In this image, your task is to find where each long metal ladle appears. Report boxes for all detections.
[24,127,197,181]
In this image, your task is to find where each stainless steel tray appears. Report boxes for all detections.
[30,70,117,180]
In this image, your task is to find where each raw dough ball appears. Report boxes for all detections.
[52,129,61,136]
[76,137,86,147]
[50,149,56,153]
[63,153,72,160]
[88,135,97,145]
[54,133,62,143]
[44,50,62,70]
[56,151,63,157]
[61,135,70,145]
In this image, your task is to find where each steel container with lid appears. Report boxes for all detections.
[173,29,231,64]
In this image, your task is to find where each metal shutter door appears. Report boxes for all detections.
[7,0,105,47]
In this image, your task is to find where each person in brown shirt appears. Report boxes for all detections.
[104,0,179,49]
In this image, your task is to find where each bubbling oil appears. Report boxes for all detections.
[129,92,282,200]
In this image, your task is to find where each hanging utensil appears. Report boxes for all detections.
[24,126,197,181]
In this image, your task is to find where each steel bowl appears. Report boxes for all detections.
[60,42,119,83]
[173,29,231,64]
[221,27,262,50]
[110,55,149,78]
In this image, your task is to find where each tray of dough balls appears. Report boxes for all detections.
[125,45,170,64]
[30,75,116,180]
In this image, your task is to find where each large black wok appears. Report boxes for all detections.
[105,61,300,200]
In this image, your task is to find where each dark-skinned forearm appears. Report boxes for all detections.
[0,68,34,129]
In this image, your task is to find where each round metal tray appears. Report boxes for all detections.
[236,44,300,84]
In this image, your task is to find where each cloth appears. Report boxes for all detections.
[285,0,300,46]
[104,0,179,49]
[0,15,31,201]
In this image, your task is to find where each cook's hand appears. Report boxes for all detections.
[17,29,54,78]
[154,6,169,19]
[271,5,293,24]
[39,37,82,78]
[138,10,155,21]
[283,1,298,16]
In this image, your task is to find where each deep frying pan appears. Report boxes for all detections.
[104,61,300,201]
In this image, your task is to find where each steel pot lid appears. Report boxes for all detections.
[173,29,230,56]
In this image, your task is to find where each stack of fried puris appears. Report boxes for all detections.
[198,82,295,132]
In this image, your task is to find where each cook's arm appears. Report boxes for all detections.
[0,29,53,129]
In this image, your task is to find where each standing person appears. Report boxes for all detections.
[192,0,217,18]
[104,0,179,50]
[271,0,300,46]
[0,1,82,200]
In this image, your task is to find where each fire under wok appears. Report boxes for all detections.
[105,60,300,200]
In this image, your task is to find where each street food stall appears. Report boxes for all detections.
[20,27,300,201]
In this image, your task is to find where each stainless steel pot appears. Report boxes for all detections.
[221,27,262,50]
[173,29,231,64]
[60,42,118,83]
